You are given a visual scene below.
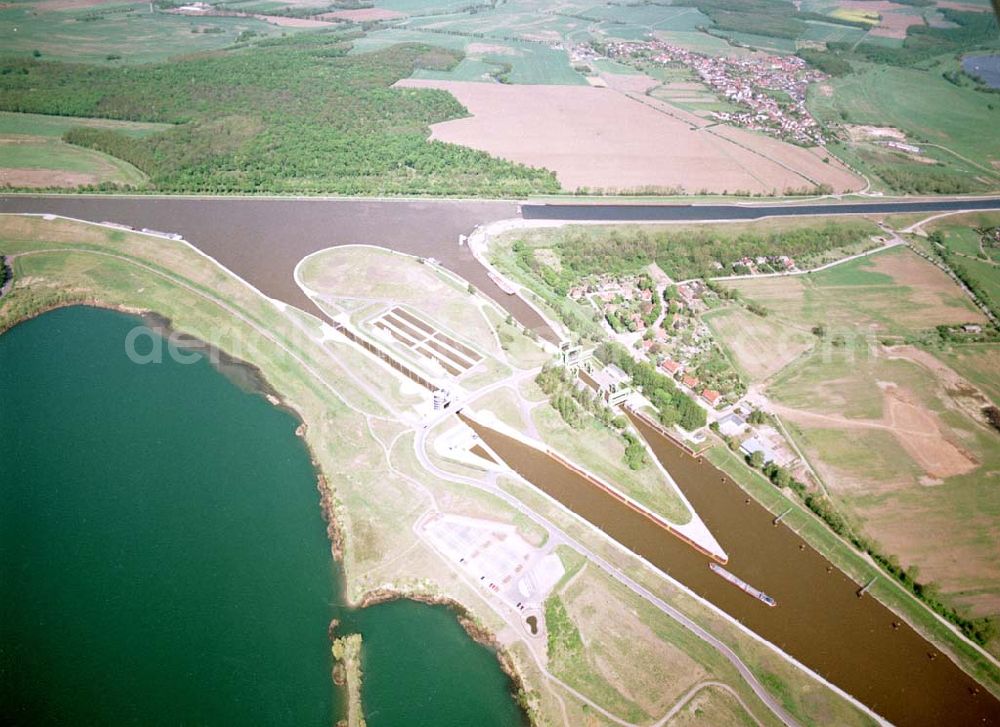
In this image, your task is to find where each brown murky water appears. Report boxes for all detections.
[0,196,556,341]
[464,415,1000,727]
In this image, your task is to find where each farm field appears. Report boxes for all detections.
[724,246,985,338]
[0,112,168,189]
[808,62,1000,193]
[397,78,863,194]
[0,1,294,64]
[0,112,170,139]
[353,28,587,85]
[722,243,1000,631]
[702,307,814,382]
[0,136,147,188]
[769,344,1000,621]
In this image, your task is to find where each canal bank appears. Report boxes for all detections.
[465,414,1000,727]
[0,306,530,727]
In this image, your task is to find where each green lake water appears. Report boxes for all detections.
[1,305,525,727]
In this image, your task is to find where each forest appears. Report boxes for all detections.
[0,31,559,196]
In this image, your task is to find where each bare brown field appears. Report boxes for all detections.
[0,168,97,188]
[319,7,405,21]
[395,79,864,195]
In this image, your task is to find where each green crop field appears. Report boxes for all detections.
[583,4,711,32]
[0,137,148,187]
[0,2,295,64]
[800,20,867,44]
[0,112,170,139]
[810,61,1000,194]
[356,27,586,84]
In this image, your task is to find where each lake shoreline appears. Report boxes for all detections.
[0,298,534,726]
[357,587,534,724]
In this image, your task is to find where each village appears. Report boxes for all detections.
[593,39,828,146]
[566,267,800,476]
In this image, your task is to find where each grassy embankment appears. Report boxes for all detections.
[0,32,558,196]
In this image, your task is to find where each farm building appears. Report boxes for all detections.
[717,413,747,438]
[740,437,776,464]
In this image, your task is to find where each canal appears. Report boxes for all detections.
[464,413,1000,727]
[0,195,557,340]
[0,306,526,727]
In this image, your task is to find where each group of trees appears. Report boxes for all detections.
[534,363,645,469]
[0,32,559,196]
[551,221,874,283]
[595,342,707,431]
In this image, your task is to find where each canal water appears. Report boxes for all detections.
[465,414,1000,727]
[0,306,525,726]
[0,196,552,340]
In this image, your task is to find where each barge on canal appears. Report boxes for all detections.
[710,562,776,607]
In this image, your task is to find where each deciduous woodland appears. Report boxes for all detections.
[0,32,559,196]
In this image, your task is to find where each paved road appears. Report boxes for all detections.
[521,197,1000,221]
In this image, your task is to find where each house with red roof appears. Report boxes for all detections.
[701,388,722,407]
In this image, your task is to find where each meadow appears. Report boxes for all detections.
[808,61,1000,193]
[0,111,167,188]
[725,246,984,338]
[722,244,1000,637]
[920,212,1000,323]
[0,1,295,64]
